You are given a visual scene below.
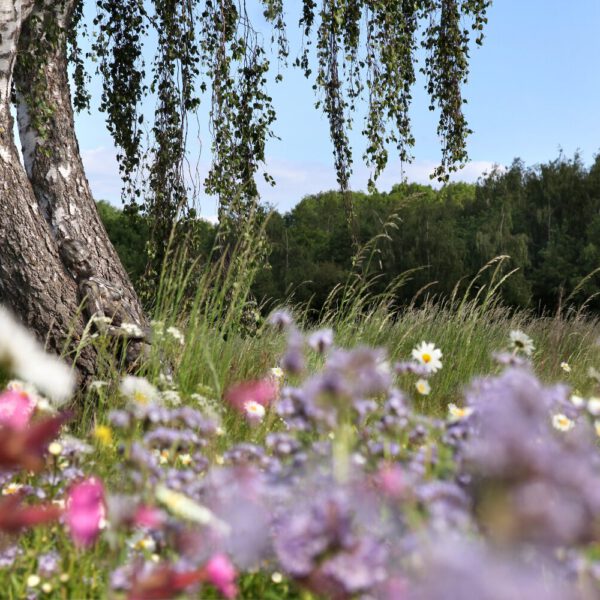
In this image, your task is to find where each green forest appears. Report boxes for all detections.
[100,152,600,315]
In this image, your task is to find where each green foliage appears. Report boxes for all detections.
[99,152,600,317]
[253,154,600,315]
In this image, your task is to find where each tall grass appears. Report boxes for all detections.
[79,212,600,430]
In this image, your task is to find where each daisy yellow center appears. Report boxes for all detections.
[133,391,148,405]
[422,353,431,363]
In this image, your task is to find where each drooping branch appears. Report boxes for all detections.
[82,0,490,271]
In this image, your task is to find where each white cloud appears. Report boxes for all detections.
[81,144,500,217]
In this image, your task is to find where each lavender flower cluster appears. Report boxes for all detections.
[0,309,599,599]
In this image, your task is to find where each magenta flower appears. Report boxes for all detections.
[224,379,278,413]
[66,477,105,547]
[0,390,35,430]
[203,554,238,599]
[133,505,164,529]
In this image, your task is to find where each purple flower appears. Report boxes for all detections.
[308,329,334,354]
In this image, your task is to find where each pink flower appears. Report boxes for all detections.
[66,477,105,547]
[0,390,35,430]
[375,464,405,499]
[203,554,237,599]
[133,505,164,529]
[224,379,278,413]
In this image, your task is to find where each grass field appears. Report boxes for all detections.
[1,250,600,599]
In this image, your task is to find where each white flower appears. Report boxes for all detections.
[166,326,185,345]
[243,400,265,424]
[0,306,74,403]
[448,403,474,421]
[120,322,144,337]
[595,421,600,438]
[155,485,230,533]
[587,397,600,416]
[90,380,108,392]
[178,453,193,466]
[411,342,443,373]
[415,379,431,395]
[26,575,40,588]
[560,362,571,373]
[91,314,112,326]
[570,394,585,408]
[509,330,534,356]
[128,532,156,552]
[119,376,159,405]
[161,390,181,406]
[270,367,284,380]
[150,320,165,337]
[552,413,575,432]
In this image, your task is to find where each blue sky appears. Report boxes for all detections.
[75,1,600,219]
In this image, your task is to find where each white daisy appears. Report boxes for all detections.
[552,413,575,432]
[411,342,443,373]
[570,394,585,408]
[509,330,535,356]
[587,397,600,416]
[243,400,266,424]
[0,306,74,403]
[120,376,159,405]
[415,379,431,395]
[270,367,284,380]
[448,403,474,421]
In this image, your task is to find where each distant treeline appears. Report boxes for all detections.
[98,153,600,314]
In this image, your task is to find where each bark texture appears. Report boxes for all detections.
[0,0,95,378]
[14,0,145,326]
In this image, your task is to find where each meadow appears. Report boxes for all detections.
[1,248,600,600]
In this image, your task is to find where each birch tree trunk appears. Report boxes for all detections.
[14,0,145,325]
[0,0,95,379]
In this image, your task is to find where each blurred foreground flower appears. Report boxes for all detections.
[66,477,106,547]
[224,379,278,414]
[0,494,61,533]
[0,412,69,471]
[0,306,74,403]
[0,389,35,430]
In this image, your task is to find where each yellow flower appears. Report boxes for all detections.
[94,425,113,446]
[552,413,575,432]
[27,575,41,588]
[594,421,600,438]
